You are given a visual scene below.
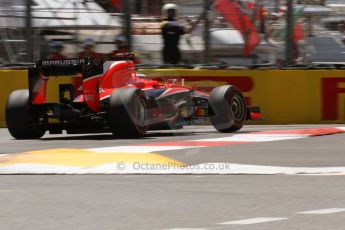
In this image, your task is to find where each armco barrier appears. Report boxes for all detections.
[1,68,345,127]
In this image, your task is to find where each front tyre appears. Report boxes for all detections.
[5,89,46,139]
[209,85,246,132]
[108,88,148,138]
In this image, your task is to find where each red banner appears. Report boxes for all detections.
[293,23,304,42]
[111,0,122,9]
[214,0,261,57]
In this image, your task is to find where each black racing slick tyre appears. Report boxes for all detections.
[209,85,247,133]
[108,88,148,138]
[5,90,45,139]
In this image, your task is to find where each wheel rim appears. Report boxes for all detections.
[231,95,245,122]
[136,99,146,127]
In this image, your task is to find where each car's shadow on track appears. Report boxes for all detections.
[39,131,214,141]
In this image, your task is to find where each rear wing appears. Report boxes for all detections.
[29,58,102,105]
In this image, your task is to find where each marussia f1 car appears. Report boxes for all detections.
[5,57,260,139]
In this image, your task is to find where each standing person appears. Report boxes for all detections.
[161,3,203,64]
[46,41,66,60]
[78,38,100,59]
[78,38,103,68]
[338,20,345,44]
[108,34,140,64]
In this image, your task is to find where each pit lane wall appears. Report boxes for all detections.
[0,69,345,127]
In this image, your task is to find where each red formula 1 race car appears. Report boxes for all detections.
[5,57,260,139]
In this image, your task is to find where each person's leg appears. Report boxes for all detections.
[163,49,169,63]
[163,48,177,64]
[175,49,181,64]
[167,48,180,64]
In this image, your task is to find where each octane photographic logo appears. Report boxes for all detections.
[41,59,86,67]
[115,162,232,173]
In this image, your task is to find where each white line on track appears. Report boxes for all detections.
[199,134,307,142]
[163,207,345,230]
[87,146,201,153]
[87,134,309,154]
[336,127,345,131]
[2,163,345,175]
[218,217,288,225]
[297,208,345,215]
[163,229,208,230]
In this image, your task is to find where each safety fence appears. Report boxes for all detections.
[0,68,345,127]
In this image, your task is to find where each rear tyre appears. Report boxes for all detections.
[5,89,46,139]
[209,85,246,133]
[108,88,148,138]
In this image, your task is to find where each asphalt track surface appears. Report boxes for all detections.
[1,125,345,229]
